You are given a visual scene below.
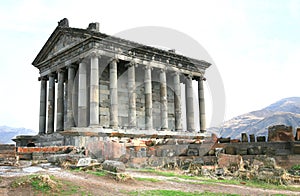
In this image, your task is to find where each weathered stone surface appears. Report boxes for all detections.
[47,154,85,165]
[225,146,236,155]
[296,128,300,141]
[257,136,266,142]
[241,133,248,142]
[102,160,125,173]
[218,153,242,171]
[76,157,92,167]
[249,134,255,142]
[268,125,294,142]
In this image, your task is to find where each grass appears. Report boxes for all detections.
[129,168,300,192]
[135,177,161,182]
[71,167,107,177]
[11,174,91,195]
[86,170,107,177]
[291,164,300,170]
[128,189,239,196]
[11,175,52,193]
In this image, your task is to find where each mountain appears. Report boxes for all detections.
[208,97,300,139]
[0,126,37,144]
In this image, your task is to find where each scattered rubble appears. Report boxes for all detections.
[102,160,126,173]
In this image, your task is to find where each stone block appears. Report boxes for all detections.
[236,148,247,155]
[268,125,294,142]
[187,148,198,156]
[247,146,261,155]
[296,128,300,141]
[249,134,255,142]
[241,133,248,142]
[76,157,92,166]
[100,89,109,95]
[218,153,242,170]
[100,84,108,90]
[257,136,266,142]
[99,107,109,115]
[102,160,125,173]
[225,146,236,155]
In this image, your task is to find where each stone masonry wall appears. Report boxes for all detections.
[99,64,176,130]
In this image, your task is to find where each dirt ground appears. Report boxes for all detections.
[0,167,300,196]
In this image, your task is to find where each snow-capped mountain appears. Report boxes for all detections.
[208,97,300,139]
[0,126,37,144]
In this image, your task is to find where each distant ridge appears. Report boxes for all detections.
[0,126,37,144]
[208,97,300,139]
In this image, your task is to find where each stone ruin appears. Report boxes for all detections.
[5,18,300,185]
[12,18,212,166]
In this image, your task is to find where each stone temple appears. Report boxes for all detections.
[14,18,212,160]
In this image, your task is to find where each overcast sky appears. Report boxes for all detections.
[0,0,300,131]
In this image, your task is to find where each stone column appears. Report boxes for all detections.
[160,68,168,130]
[145,65,153,130]
[38,77,47,134]
[128,62,136,128]
[185,75,195,132]
[64,79,68,129]
[78,60,88,127]
[90,53,99,126]
[66,65,76,129]
[56,70,65,131]
[173,72,182,131]
[110,58,118,129]
[198,77,206,132]
[47,73,55,134]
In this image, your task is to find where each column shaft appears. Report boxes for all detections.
[173,72,182,131]
[56,70,64,131]
[78,61,88,127]
[39,78,47,134]
[110,59,118,128]
[198,78,206,132]
[47,74,55,134]
[185,75,195,131]
[64,80,68,129]
[90,55,99,126]
[160,69,168,130]
[128,63,136,128]
[145,66,153,130]
[67,66,75,129]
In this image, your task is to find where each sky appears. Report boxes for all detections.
[0,0,300,131]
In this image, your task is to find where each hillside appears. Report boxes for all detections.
[0,126,37,144]
[208,97,300,139]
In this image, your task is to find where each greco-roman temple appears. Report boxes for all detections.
[15,18,211,160]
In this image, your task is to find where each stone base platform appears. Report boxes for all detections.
[13,128,214,165]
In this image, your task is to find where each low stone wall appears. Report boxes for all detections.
[0,144,16,164]
[17,146,75,160]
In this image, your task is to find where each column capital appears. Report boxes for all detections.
[126,60,136,67]
[186,74,193,80]
[48,72,56,78]
[57,68,66,74]
[194,75,206,81]
[109,57,119,64]
[144,64,153,70]
[67,64,77,69]
[89,50,101,58]
[159,67,167,73]
[171,71,181,77]
[38,76,48,81]
[78,57,89,65]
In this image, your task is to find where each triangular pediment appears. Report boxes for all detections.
[45,33,84,61]
[33,27,88,66]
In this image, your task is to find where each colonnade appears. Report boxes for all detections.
[38,54,206,134]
